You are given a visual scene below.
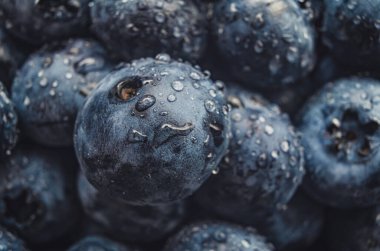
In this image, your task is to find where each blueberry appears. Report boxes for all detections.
[212,0,315,88]
[323,0,380,69]
[90,0,207,62]
[78,173,186,242]
[326,206,380,251]
[196,85,304,223]
[12,38,112,147]
[0,82,18,156]
[67,235,138,251]
[0,145,81,244]
[74,54,230,205]
[295,0,323,24]
[0,28,26,87]
[0,226,29,251]
[0,0,91,44]
[164,221,274,251]
[254,190,324,251]
[298,78,380,208]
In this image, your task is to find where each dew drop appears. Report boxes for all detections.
[135,95,156,112]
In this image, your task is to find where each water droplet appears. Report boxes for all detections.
[190,72,201,80]
[135,95,156,112]
[155,12,165,23]
[39,78,48,87]
[212,168,219,175]
[265,125,274,135]
[209,89,217,97]
[154,122,195,147]
[286,46,298,62]
[252,13,264,29]
[205,100,217,113]
[156,53,171,62]
[269,56,281,75]
[23,97,30,106]
[128,129,147,143]
[171,81,184,91]
[281,141,290,152]
[65,72,73,79]
[254,40,264,53]
[167,94,177,102]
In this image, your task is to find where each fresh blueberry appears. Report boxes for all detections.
[0,145,81,244]
[78,173,186,242]
[0,226,29,251]
[298,78,380,208]
[67,235,138,251]
[0,28,26,87]
[90,0,207,62]
[0,82,18,156]
[322,0,380,69]
[164,221,274,251]
[12,38,112,147]
[325,206,380,251]
[0,0,91,44]
[254,190,324,251]
[74,54,230,205]
[212,0,315,88]
[196,85,304,224]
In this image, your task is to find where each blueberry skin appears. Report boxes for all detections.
[0,0,91,44]
[78,173,186,242]
[298,78,380,208]
[74,54,230,205]
[0,145,81,244]
[0,82,17,156]
[212,0,315,88]
[0,28,26,87]
[255,190,324,251]
[90,0,207,62]
[164,221,274,251]
[12,39,112,147]
[0,226,29,251]
[322,0,380,69]
[196,85,304,224]
[326,206,380,251]
[67,235,138,251]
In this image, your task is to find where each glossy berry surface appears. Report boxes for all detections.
[12,38,112,147]
[323,0,380,69]
[90,0,207,62]
[0,145,80,244]
[196,85,304,223]
[78,173,186,243]
[299,78,380,208]
[0,0,91,44]
[68,235,137,251]
[164,221,274,251]
[212,0,315,88]
[74,54,230,205]
[0,82,17,156]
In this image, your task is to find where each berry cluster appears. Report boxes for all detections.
[0,0,378,251]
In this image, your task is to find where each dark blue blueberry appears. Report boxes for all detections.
[67,235,138,251]
[322,0,380,69]
[298,78,380,208]
[326,206,380,251]
[0,0,91,44]
[78,173,186,243]
[212,0,315,88]
[90,0,207,62]
[0,28,26,87]
[12,38,112,147]
[0,226,29,251]
[0,145,81,244]
[295,0,323,24]
[253,190,324,251]
[163,221,274,251]
[196,85,304,224]
[74,54,230,205]
[0,82,17,156]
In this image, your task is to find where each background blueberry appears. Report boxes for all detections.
[0,82,17,156]
[67,235,138,251]
[0,145,81,244]
[0,0,91,44]
[90,0,208,62]
[322,0,380,69]
[212,0,315,89]
[12,38,113,147]
[163,221,274,251]
[298,78,380,208]
[74,54,230,205]
[78,173,186,243]
[196,85,304,224]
